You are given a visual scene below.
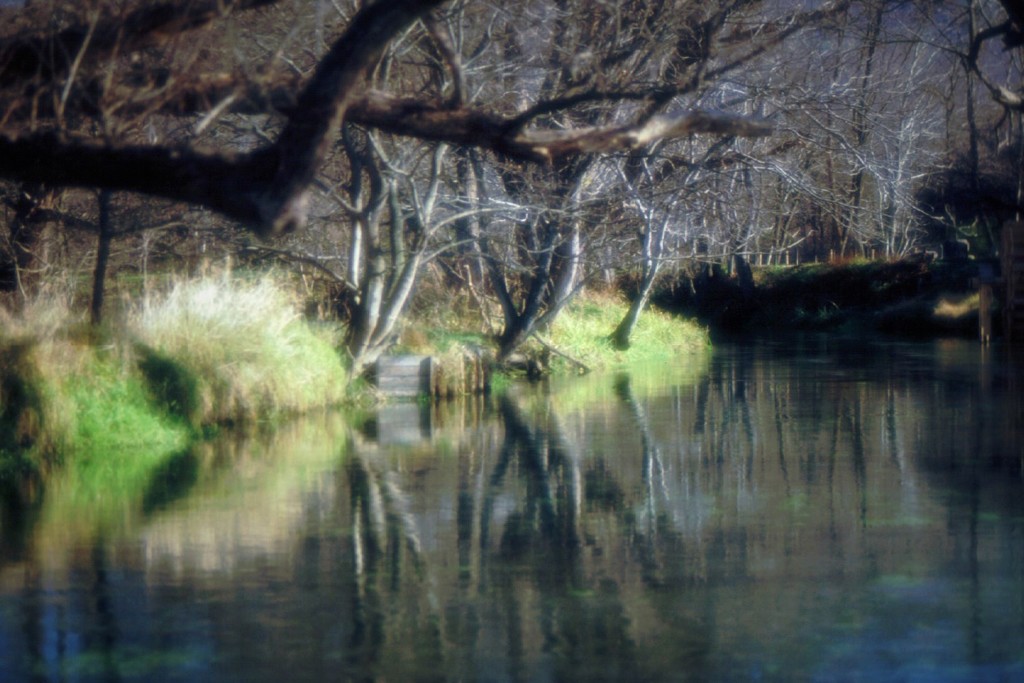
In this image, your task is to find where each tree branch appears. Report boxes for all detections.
[0,0,443,236]
[0,88,769,223]
[0,0,772,234]
[257,0,446,234]
[0,132,268,224]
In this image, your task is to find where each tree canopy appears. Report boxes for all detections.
[0,0,791,235]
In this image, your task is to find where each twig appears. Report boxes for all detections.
[530,332,591,374]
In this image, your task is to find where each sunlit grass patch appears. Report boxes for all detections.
[933,292,979,320]
[65,354,188,457]
[547,291,707,372]
[407,285,706,383]
[2,271,351,502]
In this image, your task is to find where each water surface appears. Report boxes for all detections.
[1,337,1023,681]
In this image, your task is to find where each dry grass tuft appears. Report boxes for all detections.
[128,271,348,424]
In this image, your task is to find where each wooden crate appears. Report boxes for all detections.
[375,355,433,397]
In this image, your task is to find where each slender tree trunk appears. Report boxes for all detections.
[348,222,362,287]
[1017,111,1023,223]
[454,148,485,284]
[612,268,653,349]
[965,0,981,235]
[347,214,385,370]
[472,151,518,332]
[496,222,559,359]
[612,215,667,350]
[846,3,883,252]
[546,223,581,321]
[612,283,654,350]
[90,191,113,326]
[369,250,424,353]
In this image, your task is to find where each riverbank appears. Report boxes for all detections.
[653,258,986,339]
[396,287,708,380]
[1,272,349,499]
[1,272,707,498]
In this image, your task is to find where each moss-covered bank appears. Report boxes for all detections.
[653,258,987,339]
[395,290,708,380]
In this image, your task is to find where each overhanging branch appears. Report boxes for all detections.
[0,0,772,234]
[0,0,443,236]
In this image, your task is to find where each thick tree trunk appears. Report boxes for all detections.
[611,287,652,350]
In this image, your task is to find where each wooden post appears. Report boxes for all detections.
[979,283,993,345]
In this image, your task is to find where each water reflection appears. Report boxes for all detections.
[0,339,1023,681]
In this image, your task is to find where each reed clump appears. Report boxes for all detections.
[129,272,348,426]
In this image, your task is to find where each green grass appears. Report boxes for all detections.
[66,354,188,456]
[0,334,191,532]
[545,292,708,373]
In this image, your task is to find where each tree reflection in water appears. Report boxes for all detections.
[1,341,1023,681]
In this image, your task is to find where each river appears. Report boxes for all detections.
[1,336,1022,681]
